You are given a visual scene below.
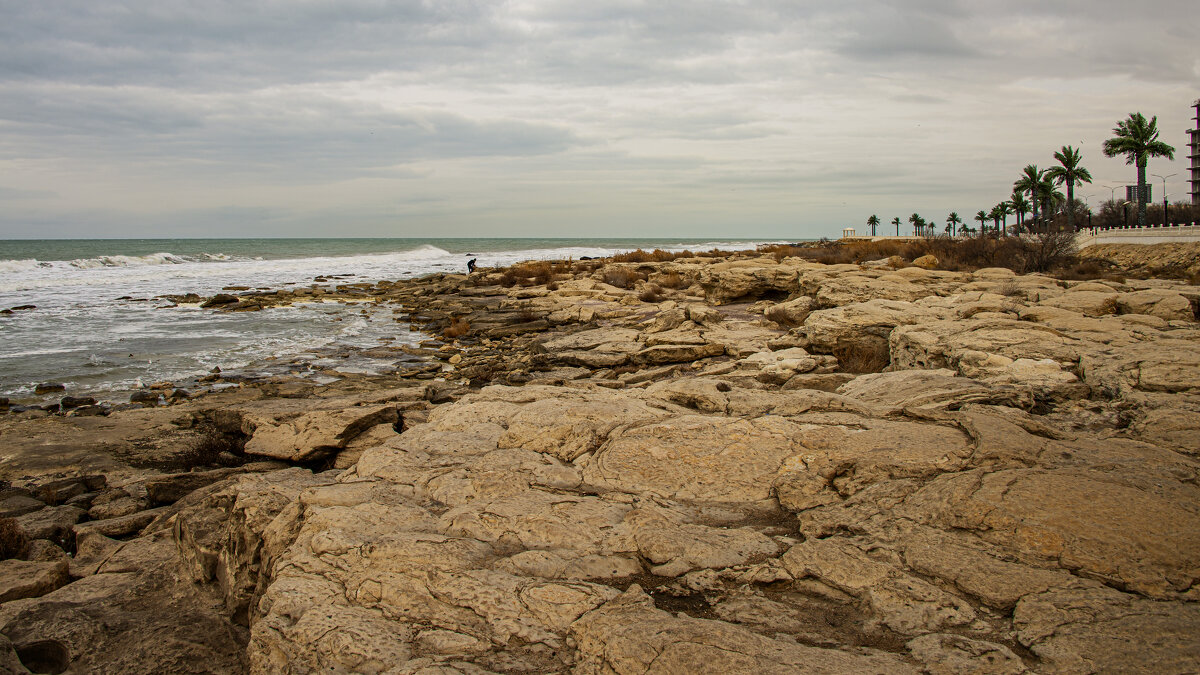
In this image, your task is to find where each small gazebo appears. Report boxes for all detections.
[842,227,855,238]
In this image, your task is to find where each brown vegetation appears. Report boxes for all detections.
[443,317,471,339]
[603,268,642,289]
[638,283,664,303]
[832,339,891,374]
[655,271,686,289]
[791,233,1089,276]
[0,517,28,560]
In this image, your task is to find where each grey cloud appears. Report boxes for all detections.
[0,84,579,177]
[0,186,58,200]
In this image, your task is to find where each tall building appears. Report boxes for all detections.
[1190,98,1200,205]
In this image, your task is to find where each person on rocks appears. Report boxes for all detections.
[467,258,477,274]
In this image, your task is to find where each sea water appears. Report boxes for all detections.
[0,238,783,403]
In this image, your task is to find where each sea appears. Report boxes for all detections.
[0,238,785,405]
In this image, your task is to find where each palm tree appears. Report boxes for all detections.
[997,201,1012,236]
[946,212,962,237]
[1035,176,1062,231]
[1013,165,1044,230]
[989,205,1003,233]
[1102,113,1176,228]
[908,213,923,236]
[1046,145,1093,231]
[892,216,901,236]
[1010,192,1030,229]
[974,210,988,237]
[867,214,880,236]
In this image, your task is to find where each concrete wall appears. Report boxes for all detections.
[1076,224,1200,248]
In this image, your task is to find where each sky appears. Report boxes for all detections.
[1,0,1198,240]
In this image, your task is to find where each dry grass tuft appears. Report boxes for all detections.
[832,339,890,374]
[443,317,471,339]
[638,283,664,303]
[0,517,28,560]
[603,268,641,289]
[655,271,686,289]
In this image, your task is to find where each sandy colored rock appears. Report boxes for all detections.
[1014,586,1200,674]
[582,414,803,510]
[571,585,917,674]
[906,633,1028,675]
[0,558,69,602]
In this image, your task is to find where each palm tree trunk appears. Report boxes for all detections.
[1030,191,1038,230]
[1136,160,1147,228]
[1066,180,1075,231]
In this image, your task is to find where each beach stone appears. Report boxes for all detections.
[59,395,96,410]
[130,390,162,406]
[34,382,65,395]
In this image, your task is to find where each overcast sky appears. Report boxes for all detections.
[1,0,1197,239]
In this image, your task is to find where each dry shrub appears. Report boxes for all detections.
[656,271,685,289]
[638,283,664,303]
[499,260,555,287]
[603,268,640,289]
[611,249,683,263]
[758,244,807,261]
[764,304,797,326]
[443,317,470,339]
[995,280,1023,297]
[0,517,28,560]
[832,339,890,374]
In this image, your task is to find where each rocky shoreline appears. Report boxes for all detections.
[2,249,1199,673]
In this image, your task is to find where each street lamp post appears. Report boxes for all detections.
[1151,173,1177,227]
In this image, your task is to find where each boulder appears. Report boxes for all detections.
[698,260,801,304]
[1116,289,1194,321]
[912,254,939,270]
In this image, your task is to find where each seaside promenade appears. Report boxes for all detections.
[839,221,1200,248]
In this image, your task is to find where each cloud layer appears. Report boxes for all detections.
[1,0,1196,238]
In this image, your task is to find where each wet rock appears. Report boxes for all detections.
[33,382,65,395]
[59,395,96,410]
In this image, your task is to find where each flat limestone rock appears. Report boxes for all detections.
[241,402,400,461]
[581,414,804,510]
[773,419,971,511]
[0,559,69,602]
[571,585,917,674]
[906,633,1028,675]
[902,467,1200,598]
[1014,586,1200,674]
[498,396,668,461]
